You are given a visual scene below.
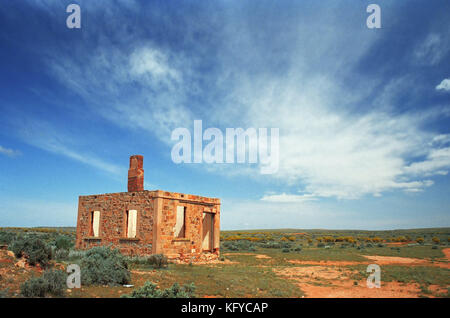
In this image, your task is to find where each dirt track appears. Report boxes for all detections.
[276,250,450,298]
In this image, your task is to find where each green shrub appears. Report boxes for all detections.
[317,242,325,248]
[41,269,66,296]
[80,246,130,286]
[123,281,195,298]
[0,231,16,245]
[261,242,282,249]
[282,248,290,253]
[55,235,74,250]
[21,277,47,297]
[222,240,257,252]
[55,249,69,261]
[67,250,87,261]
[20,269,66,297]
[146,254,168,268]
[281,242,292,249]
[10,236,52,267]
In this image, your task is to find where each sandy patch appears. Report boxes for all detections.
[287,255,449,269]
[299,280,422,298]
[363,255,430,265]
[274,266,423,298]
[442,248,450,261]
[427,284,448,296]
[363,255,450,269]
[386,242,412,246]
[274,266,355,281]
[131,270,157,275]
[170,258,238,265]
[255,254,271,259]
[188,259,238,265]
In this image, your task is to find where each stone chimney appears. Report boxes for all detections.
[128,155,144,192]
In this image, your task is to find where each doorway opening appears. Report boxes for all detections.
[202,212,214,251]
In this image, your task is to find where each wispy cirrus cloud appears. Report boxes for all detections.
[261,193,317,203]
[413,33,448,66]
[48,42,194,143]
[0,145,21,157]
[28,1,450,202]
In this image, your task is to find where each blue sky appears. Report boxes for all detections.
[0,0,449,230]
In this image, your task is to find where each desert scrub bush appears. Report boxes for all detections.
[143,254,169,268]
[147,254,169,268]
[222,240,256,252]
[67,249,87,261]
[0,231,16,245]
[416,237,425,244]
[125,254,169,268]
[282,248,291,253]
[123,281,195,298]
[80,246,130,286]
[260,242,282,249]
[10,236,52,267]
[20,269,66,297]
[317,242,325,248]
[54,249,69,261]
[55,235,74,250]
[432,237,440,244]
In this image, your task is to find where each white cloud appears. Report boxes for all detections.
[436,78,450,91]
[404,147,450,177]
[48,43,193,144]
[0,145,21,157]
[261,193,317,203]
[41,5,450,201]
[130,47,181,84]
[217,73,450,199]
[413,33,447,66]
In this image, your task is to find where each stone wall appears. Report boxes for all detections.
[153,190,221,262]
[75,189,220,261]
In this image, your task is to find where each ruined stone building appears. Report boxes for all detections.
[75,155,220,262]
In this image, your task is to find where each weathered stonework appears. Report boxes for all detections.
[127,155,144,192]
[75,156,220,262]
